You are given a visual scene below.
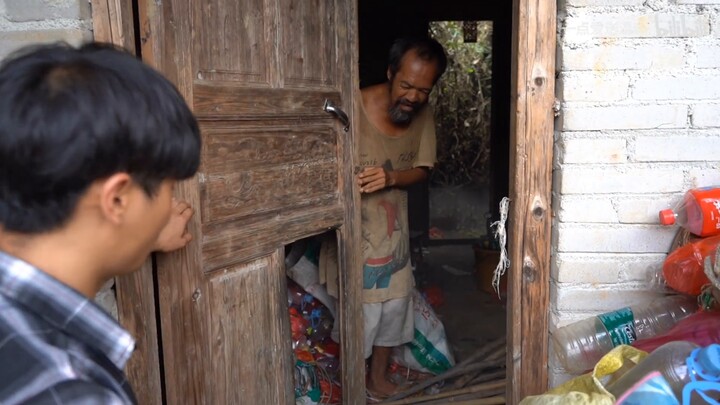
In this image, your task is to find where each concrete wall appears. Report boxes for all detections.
[553,0,720,386]
[0,0,117,318]
[0,0,92,59]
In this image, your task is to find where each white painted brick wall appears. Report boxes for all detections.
[553,0,720,387]
[565,0,644,7]
[552,253,665,284]
[696,44,720,67]
[556,195,618,223]
[557,135,628,164]
[561,104,687,131]
[558,72,630,102]
[556,223,677,253]
[693,103,720,127]
[559,44,685,71]
[564,14,710,42]
[634,135,720,161]
[0,1,115,317]
[634,75,720,100]
[615,196,679,224]
[557,166,685,194]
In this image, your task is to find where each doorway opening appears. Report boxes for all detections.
[356,0,514,401]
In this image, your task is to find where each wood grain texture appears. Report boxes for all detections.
[139,0,359,402]
[114,261,162,405]
[281,0,337,87]
[201,204,345,273]
[139,0,212,403]
[193,85,340,119]
[335,0,366,402]
[91,2,163,404]
[90,0,135,50]
[206,251,294,404]
[507,0,556,401]
[193,0,271,83]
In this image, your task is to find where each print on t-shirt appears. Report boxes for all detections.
[362,160,410,289]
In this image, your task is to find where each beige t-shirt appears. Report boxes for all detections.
[358,100,436,303]
[320,96,437,304]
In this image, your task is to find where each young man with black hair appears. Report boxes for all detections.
[0,42,201,404]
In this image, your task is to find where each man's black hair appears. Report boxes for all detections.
[387,36,448,83]
[0,42,201,233]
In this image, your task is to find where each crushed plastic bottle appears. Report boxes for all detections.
[607,342,720,405]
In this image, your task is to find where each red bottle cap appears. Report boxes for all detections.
[659,209,676,225]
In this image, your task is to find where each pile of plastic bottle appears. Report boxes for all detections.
[549,186,720,404]
[287,280,342,405]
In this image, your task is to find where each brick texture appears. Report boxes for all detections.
[561,105,687,131]
[559,44,685,71]
[556,223,677,253]
[558,137,627,164]
[564,14,710,41]
[557,166,685,194]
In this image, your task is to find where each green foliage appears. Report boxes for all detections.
[429,21,493,187]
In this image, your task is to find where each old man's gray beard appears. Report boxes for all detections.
[388,100,420,125]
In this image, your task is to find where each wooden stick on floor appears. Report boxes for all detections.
[378,379,506,405]
[383,337,507,402]
[420,388,507,405]
[434,396,506,405]
[454,341,507,388]
[467,369,507,387]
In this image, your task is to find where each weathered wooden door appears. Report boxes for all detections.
[135,0,364,403]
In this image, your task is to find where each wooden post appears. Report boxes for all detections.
[90,0,136,51]
[507,0,556,401]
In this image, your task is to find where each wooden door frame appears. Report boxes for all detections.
[92,0,557,402]
[91,2,164,405]
[506,0,556,401]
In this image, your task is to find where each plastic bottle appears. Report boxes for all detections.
[660,186,720,237]
[552,295,697,373]
[633,311,720,354]
[607,342,720,404]
[662,234,720,296]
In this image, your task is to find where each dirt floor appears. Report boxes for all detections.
[415,244,507,363]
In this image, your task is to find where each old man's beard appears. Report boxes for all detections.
[388,99,421,125]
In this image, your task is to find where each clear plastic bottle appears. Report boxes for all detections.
[607,342,720,404]
[552,295,697,373]
[660,186,720,237]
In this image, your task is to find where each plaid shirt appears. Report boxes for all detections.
[0,251,137,404]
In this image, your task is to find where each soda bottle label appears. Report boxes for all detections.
[693,187,720,236]
[598,307,637,346]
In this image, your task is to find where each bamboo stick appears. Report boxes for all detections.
[378,380,505,405]
[383,337,507,401]
[419,387,507,405]
[436,396,505,405]
[467,369,507,386]
[454,342,507,388]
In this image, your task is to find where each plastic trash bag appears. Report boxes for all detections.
[392,289,455,375]
[519,345,648,405]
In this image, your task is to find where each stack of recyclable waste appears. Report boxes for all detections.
[288,279,342,405]
[285,237,342,405]
[522,186,720,404]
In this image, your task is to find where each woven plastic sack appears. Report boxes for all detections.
[392,289,455,375]
[519,345,648,405]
